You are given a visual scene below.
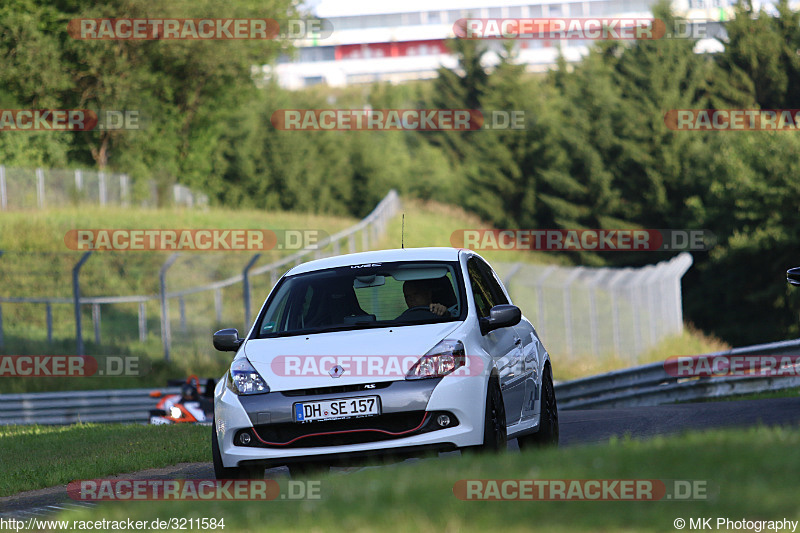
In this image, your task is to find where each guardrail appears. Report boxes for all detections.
[555,338,800,409]
[0,387,179,425]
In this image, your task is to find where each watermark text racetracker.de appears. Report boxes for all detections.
[64,229,326,251]
[270,109,526,131]
[67,479,321,501]
[270,354,487,378]
[451,229,715,251]
[0,110,141,131]
[665,354,800,377]
[454,479,710,500]
[665,109,800,131]
[0,355,147,377]
[453,17,716,40]
[68,18,333,40]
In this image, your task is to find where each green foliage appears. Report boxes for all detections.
[717,0,800,108]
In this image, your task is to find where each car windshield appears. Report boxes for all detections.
[255,260,465,337]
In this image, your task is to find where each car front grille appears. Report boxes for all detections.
[240,410,456,448]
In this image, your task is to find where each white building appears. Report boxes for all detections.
[257,0,737,89]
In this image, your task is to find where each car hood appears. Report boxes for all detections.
[242,322,462,392]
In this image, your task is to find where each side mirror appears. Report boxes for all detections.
[480,304,522,335]
[788,267,800,286]
[213,328,243,352]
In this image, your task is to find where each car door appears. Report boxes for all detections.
[467,257,525,426]
[514,321,543,421]
[476,257,541,422]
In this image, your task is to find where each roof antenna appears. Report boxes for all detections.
[401,213,405,249]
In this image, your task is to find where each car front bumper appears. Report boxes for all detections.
[214,374,486,468]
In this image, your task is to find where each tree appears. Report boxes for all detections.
[716,0,800,109]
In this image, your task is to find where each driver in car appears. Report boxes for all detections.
[400,279,447,317]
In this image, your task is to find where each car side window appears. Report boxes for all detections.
[467,258,495,318]
[475,258,510,306]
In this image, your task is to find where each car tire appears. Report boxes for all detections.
[464,376,507,454]
[518,364,559,449]
[211,420,264,479]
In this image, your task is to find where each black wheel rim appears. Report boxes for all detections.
[544,368,558,443]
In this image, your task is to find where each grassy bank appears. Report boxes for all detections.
[0,423,208,497]
[50,425,800,532]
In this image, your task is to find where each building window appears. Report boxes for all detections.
[335,16,363,30]
[568,2,586,16]
[405,12,422,25]
[607,0,625,13]
[299,46,335,62]
[303,76,325,86]
[588,1,607,16]
[362,15,381,27]
[445,9,463,22]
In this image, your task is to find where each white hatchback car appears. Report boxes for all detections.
[212,247,557,478]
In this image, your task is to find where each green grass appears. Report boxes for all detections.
[52,425,800,532]
[553,326,730,382]
[0,423,208,497]
[0,206,358,252]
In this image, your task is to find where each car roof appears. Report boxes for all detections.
[286,247,466,276]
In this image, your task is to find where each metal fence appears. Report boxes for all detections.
[495,253,693,361]
[0,166,208,209]
[0,190,401,360]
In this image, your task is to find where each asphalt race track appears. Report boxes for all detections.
[558,396,800,446]
[3,396,800,517]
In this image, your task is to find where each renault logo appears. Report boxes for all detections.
[329,364,345,378]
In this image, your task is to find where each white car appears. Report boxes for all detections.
[211,247,558,478]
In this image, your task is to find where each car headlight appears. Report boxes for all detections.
[406,339,466,380]
[226,358,270,395]
[170,406,182,419]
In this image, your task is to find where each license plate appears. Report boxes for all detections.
[294,396,380,422]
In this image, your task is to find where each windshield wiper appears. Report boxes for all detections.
[390,318,454,326]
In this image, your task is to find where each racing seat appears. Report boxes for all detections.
[397,276,458,321]
[304,281,370,327]
[430,275,458,309]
